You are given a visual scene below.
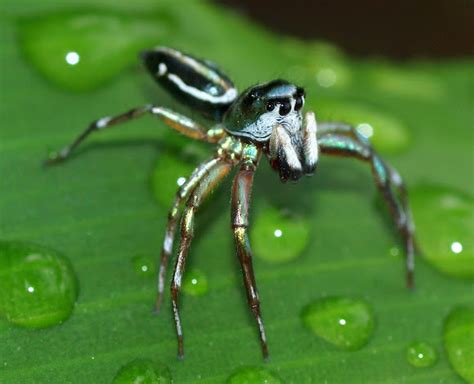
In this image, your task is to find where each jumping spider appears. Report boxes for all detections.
[47,47,416,360]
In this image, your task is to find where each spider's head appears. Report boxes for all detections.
[223,80,310,182]
[223,80,305,142]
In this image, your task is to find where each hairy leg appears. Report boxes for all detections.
[170,160,233,358]
[46,105,216,164]
[155,157,224,312]
[318,122,415,288]
[231,161,269,359]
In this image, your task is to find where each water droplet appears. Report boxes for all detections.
[18,11,171,91]
[113,359,172,384]
[227,366,283,384]
[151,146,206,208]
[316,68,337,88]
[0,241,78,328]
[251,205,309,263]
[406,341,437,368]
[443,307,474,383]
[132,255,156,278]
[301,297,375,350]
[315,100,410,154]
[411,185,473,279]
[182,269,208,296]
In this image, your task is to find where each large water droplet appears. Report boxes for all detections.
[132,255,156,278]
[406,341,437,368]
[18,11,171,91]
[315,100,410,154]
[182,269,208,296]
[251,205,309,263]
[301,297,375,350]
[411,185,473,279]
[0,241,78,328]
[227,366,283,384]
[113,359,172,384]
[443,307,474,383]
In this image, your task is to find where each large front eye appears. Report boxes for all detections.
[266,102,275,112]
[279,100,291,115]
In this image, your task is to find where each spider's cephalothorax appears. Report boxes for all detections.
[47,46,416,361]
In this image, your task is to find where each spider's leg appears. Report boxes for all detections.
[155,157,223,312]
[318,122,416,288]
[46,105,219,165]
[170,159,233,359]
[231,161,269,360]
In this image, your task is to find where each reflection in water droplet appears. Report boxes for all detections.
[411,185,473,279]
[177,177,186,187]
[227,366,283,384]
[182,269,208,296]
[251,205,309,263]
[301,297,374,350]
[406,341,437,368]
[113,359,172,384]
[0,241,78,328]
[356,123,374,138]
[18,11,171,91]
[132,255,156,278]
[65,51,80,65]
[444,307,474,383]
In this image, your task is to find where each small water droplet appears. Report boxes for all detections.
[411,185,473,279]
[182,269,208,296]
[227,366,283,384]
[301,296,375,350]
[0,241,78,328]
[113,359,172,384]
[131,255,156,278]
[316,68,337,88]
[251,205,309,263]
[151,147,205,208]
[443,307,474,383]
[18,11,171,91]
[406,341,437,368]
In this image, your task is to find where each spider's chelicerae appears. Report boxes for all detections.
[48,47,416,360]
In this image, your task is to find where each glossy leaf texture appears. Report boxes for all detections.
[1,0,473,383]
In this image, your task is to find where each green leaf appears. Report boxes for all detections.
[1,1,473,383]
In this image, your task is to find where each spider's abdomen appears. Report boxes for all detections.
[141,47,237,121]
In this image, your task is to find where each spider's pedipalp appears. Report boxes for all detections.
[302,111,319,175]
[318,122,416,288]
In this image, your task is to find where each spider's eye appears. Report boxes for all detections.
[294,96,304,111]
[266,102,275,112]
[279,100,291,116]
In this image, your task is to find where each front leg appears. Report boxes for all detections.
[231,161,269,360]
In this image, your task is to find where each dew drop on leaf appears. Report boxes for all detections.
[251,205,309,263]
[443,307,474,383]
[0,241,78,328]
[301,297,375,350]
[406,341,437,368]
[227,366,283,384]
[18,11,172,91]
[410,185,473,279]
[182,269,208,296]
[113,359,172,384]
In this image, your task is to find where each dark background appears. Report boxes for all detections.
[215,0,474,59]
